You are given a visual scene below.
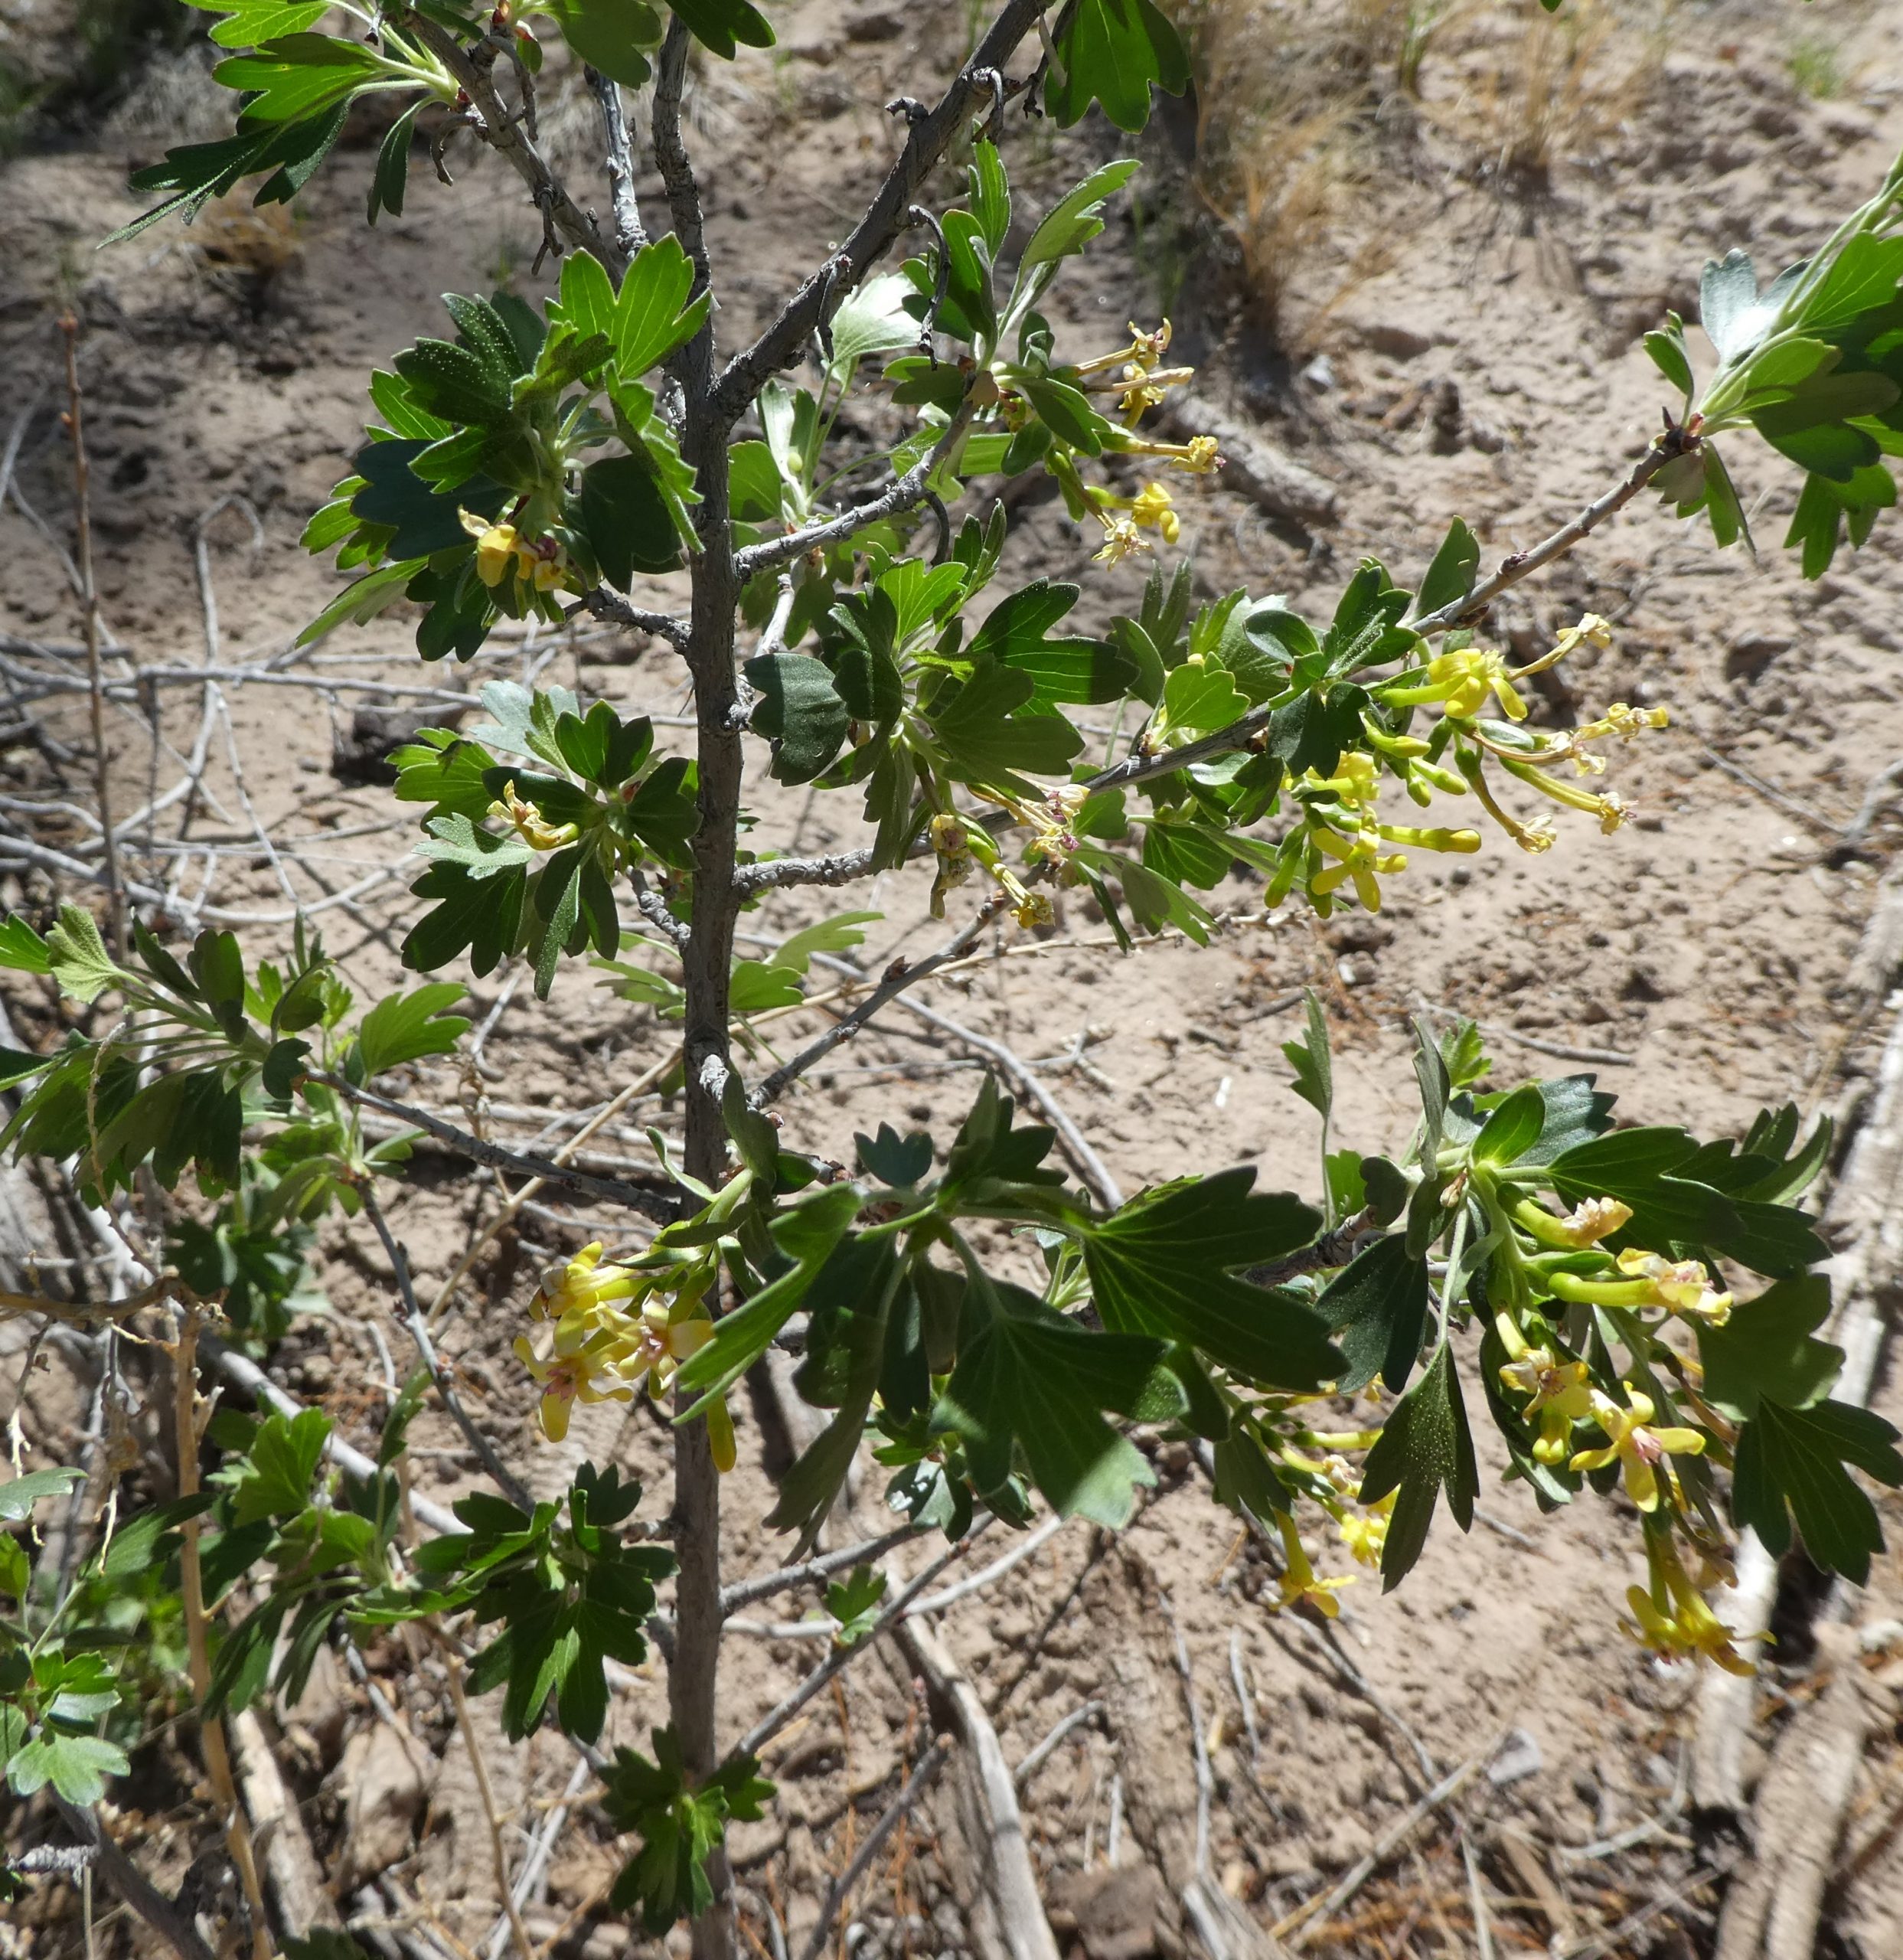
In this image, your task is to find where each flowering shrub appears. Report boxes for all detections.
[5,1,1903,1950]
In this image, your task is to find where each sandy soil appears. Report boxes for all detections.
[4,1,1903,1955]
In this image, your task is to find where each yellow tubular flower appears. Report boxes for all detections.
[1271,1511,1353,1618]
[461,508,521,589]
[1309,826,1405,913]
[1622,1533,1758,1675]
[529,1241,645,1322]
[1570,1387,1706,1512]
[1498,1347,1595,1464]
[1129,481,1180,543]
[1516,1195,1634,1248]
[513,1325,635,1442]
[1094,512,1147,565]
[1579,701,1670,743]
[1337,1491,1396,1570]
[1501,756,1630,833]
[1130,318,1173,366]
[1376,823,1481,854]
[489,780,581,854]
[1615,1250,1733,1325]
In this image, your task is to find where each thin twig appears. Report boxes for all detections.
[733,1529,987,1761]
[577,588,689,648]
[752,893,1014,1106]
[203,1335,465,1538]
[313,1073,684,1222]
[720,1522,926,1615]
[480,1756,595,1960]
[442,1653,537,1960]
[1014,1701,1103,1788]
[361,1187,533,1511]
[586,66,647,259]
[47,1795,218,1960]
[59,315,123,958]
[852,978,1124,1209]
[711,0,1055,424]
[733,392,979,580]
[1277,1742,1501,1947]
[401,13,613,270]
[792,1740,952,1960]
[906,1508,1069,1614]
[171,1302,274,1960]
[735,848,880,896]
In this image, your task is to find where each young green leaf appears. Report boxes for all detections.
[1046,0,1189,133]
[353,983,471,1078]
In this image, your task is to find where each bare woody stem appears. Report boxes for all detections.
[171,1302,274,1960]
[751,891,1016,1107]
[1085,429,1687,799]
[59,315,124,960]
[48,1795,218,1960]
[733,388,981,580]
[403,12,615,272]
[361,1185,534,1511]
[577,586,689,648]
[656,20,741,1960]
[313,1073,684,1221]
[585,65,648,260]
[733,847,879,895]
[710,0,1057,426]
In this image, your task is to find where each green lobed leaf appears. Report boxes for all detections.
[1046,0,1190,133]
[550,0,663,87]
[1316,1236,1431,1396]
[1079,1168,1334,1387]
[936,1279,1177,1527]
[1732,1396,1903,1583]
[667,0,774,58]
[0,916,51,975]
[746,652,850,784]
[6,1733,131,1806]
[0,1468,84,1521]
[1698,1273,1843,1422]
[1356,1344,1478,1589]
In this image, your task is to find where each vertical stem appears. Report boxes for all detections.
[657,23,740,1960]
[171,1302,274,1960]
[59,314,125,959]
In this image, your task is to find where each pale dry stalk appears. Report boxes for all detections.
[58,315,125,958]
[171,1300,274,1960]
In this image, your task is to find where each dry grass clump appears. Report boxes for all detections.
[191,197,302,315]
[1169,0,1404,348]
[1170,0,1663,345]
[1440,0,1660,189]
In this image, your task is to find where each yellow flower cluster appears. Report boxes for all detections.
[1092,480,1181,564]
[1072,318,1196,424]
[459,508,578,596]
[1624,1533,1759,1675]
[1284,753,1480,913]
[512,1241,736,1468]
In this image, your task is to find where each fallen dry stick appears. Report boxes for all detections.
[1276,1739,1503,1947]
[1711,1637,1878,1960]
[1693,870,1903,1818]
